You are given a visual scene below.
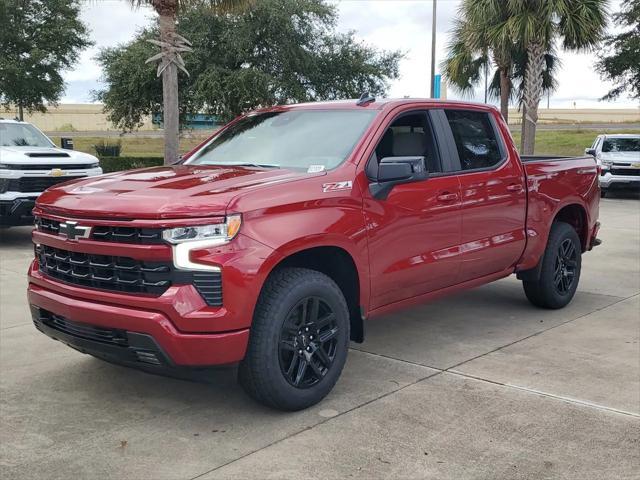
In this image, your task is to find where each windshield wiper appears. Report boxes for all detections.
[228,163,280,169]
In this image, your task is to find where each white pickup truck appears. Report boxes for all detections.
[586,134,640,197]
[0,119,102,227]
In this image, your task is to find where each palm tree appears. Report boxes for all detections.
[128,1,252,164]
[443,2,515,122]
[444,31,559,127]
[484,0,607,154]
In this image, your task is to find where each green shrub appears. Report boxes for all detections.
[98,156,164,173]
[94,140,122,157]
[56,123,77,132]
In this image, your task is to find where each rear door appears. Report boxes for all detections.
[440,109,527,282]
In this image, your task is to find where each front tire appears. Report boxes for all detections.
[238,268,350,411]
[522,221,582,309]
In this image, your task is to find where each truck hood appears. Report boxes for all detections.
[36,165,316,219]
[0,146,98,165]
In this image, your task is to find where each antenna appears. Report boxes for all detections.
[356,92,375,106]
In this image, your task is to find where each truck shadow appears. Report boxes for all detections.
[604,190,640,200]
[56,276,616,412]
[0,225,32,246]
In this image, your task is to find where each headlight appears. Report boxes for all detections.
[162,214,242,244]
[89,162,100,169]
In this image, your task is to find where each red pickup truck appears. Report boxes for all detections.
[28,98,600,410]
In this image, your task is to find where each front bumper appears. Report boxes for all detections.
[28,229,279,367]
[0,197,36,226]
[599,172,640,189]
[28,282,249,367]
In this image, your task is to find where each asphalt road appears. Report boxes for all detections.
[1,194,639,479]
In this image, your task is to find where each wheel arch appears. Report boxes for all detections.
[259,244,366,343]
[553,203,589,252]
[517,202,588,282]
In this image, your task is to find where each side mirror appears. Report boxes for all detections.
[369,156,428,200]
[60,138,74,150]
[585,148,596,157]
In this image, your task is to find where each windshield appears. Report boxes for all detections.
[602,137,640,153]
[0,123,54,148]
[187,110,376,171]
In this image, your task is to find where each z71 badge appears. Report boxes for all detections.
[322,181,352,193]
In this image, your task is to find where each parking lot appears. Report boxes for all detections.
[1,195,638,479]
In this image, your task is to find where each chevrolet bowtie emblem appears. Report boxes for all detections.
[59,221,91,241]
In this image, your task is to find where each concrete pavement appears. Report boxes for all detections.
[1,195,638,479]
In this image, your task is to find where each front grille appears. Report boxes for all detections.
[611,168,640,176]
[7,176,84,193]
[36,310,128,347]
[36,217,163,244]
[1,163,93,170]
[35,244,224,305]
[92,225,164,244]
[36,244,173,295]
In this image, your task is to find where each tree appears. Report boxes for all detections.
[95,0,401,131]
[126,0,251,164]
[0,0,91,120]
[482,0,607,154]
[597,0,640,101]
[443,1,515,122]
[443,12,559,124]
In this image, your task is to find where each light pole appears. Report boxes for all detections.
[430,0,437,98]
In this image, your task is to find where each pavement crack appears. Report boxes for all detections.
[446,370,640,418]
[188,369,443,480]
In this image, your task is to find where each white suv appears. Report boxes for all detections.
[1,119,103,227]
[586,134,640,197]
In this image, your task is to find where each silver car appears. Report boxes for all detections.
[586,134,640,197]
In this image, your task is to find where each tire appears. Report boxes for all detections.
[238,267,350,411]
[600,189,607,198]
[522,221,582,309]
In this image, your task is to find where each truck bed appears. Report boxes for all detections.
[520,155,593,163]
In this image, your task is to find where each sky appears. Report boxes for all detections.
[62,0,638,109]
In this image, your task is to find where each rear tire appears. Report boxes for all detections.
[238,268,350,411]
[522,221,582,309]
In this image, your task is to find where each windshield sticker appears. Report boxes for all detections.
[307,165,326,173]
[322,181,352,193]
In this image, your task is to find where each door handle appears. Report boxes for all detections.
[436,192,458,202]
[506,183,523,192]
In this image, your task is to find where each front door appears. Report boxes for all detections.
[363,110,463,309]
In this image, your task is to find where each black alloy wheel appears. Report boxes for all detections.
[238,267,350,411]
[279,296,339,388]
[522,221,582,309]
[554,238,578,295]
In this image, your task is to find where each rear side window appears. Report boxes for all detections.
[444,110,502,171]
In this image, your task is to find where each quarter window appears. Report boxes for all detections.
[445,110,502,171]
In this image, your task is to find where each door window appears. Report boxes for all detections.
[444,110,503,171]
[370,112,442,175]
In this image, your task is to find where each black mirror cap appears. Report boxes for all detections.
[60,138,74,150]
[370,156,428,199]
[377,161,413,182]
[585,148,597,157]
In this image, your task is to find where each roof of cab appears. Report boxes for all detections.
[251,97,498,114]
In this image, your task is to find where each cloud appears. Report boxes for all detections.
[334,0,636,108]
[63,0,636,108]
[62,2,153,99]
